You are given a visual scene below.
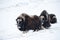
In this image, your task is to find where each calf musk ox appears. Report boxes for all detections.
[16,13,41,31]
[39,10,57,29]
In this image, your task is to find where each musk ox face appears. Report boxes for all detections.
[16,14,26,31]
[49,14,57,24]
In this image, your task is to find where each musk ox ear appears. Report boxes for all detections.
[49,14,57,24]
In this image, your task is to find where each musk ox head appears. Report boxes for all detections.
[39,10,51,29]
[49,14,57,24]
[16,13,27,31]
[39,10,57,29]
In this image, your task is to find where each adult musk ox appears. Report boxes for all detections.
[39,10,57,29]
[16,13,41,32]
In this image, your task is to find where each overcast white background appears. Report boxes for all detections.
[0,0,60,40]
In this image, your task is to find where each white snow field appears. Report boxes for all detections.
[0,0,60,40]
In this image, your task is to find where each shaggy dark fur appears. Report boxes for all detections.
[49,14,57,24]
[16,13,41,31]
[16,16,25,31]
[16,10,57,32]
[39,10,51,29]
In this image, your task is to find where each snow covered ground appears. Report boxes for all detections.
[0,0,60,40]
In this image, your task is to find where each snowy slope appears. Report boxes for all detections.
[0,0,60,40]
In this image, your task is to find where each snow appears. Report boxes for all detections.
[0,0,60,40]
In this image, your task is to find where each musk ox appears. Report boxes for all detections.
[16,13,41,32]
[39,10,57,29]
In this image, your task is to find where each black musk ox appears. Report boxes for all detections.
[39,10,57,29]
[39,10,51,29]
[16,10,57,32]
[16,13,41,31]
